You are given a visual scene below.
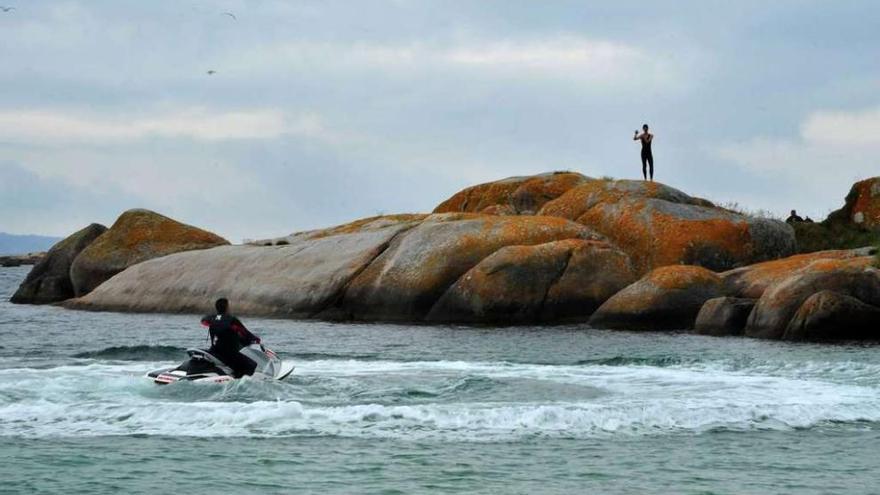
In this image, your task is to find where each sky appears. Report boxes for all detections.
[1,1,879,242]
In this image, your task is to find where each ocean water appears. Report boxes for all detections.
[2,266,880,494]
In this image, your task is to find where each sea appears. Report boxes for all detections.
[2,265,880,494]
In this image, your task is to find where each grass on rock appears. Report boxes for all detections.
[792,222,880,254]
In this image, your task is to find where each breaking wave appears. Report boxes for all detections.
[3,357,880,441]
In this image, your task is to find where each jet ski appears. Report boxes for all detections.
[147,344,295,385]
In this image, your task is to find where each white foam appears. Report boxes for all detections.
[2,359,880,440]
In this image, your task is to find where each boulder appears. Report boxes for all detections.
[722,249,875,299]
[69,209,228,296]
[427,239,636,323]
[336,213,600,321]
[745,261,880,340]
[589,265,723,330]
[826,177,880,231]
[68,216,420,317]
[541,241,639,321]
[10,224,107,304]
[784,290,880,341]
[694,297,756,336]
[539,179,796,273]
[433,172,590,215]
[69,213,604,323]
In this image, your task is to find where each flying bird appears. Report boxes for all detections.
[206,70,216,75]
[222,12,236,20]
[0,6,15,12]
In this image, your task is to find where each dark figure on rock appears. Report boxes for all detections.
[634,124,654,181]
[785,210,804,224]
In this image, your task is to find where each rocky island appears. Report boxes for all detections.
[0,252,45,268]
[10,172,880,342]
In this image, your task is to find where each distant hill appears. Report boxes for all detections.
[0,232,62,255]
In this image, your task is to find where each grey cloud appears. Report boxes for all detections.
[1,0,879,239]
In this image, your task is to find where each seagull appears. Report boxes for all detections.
[222,12,236,20]
[0,6,15,12]
[206,70,216,75]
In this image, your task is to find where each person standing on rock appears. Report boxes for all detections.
[633,124,654,181]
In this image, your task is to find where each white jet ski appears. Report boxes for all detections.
[147,344,294,385]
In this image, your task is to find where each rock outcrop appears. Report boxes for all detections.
[721,248,875,299]
[433,172,589,215]
[10,224,107,304]
[745,260,880,340]
[589,265,723,330]
[68,215,420,317]
[826,177,880,231]
[694,297,756,336]
[33,173,880,340]
[329,214,601,321]
[784,290,880,341]
[69,209,228,296]
[69,213,616,323]
[538,179,796,273]
[0,252,45,267]
[427,239,637,323]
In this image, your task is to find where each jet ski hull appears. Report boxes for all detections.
[147,345,293,385]
[146,368,234,385]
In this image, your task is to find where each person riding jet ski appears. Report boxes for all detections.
[200,298,261,377]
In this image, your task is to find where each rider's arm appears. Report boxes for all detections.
[200,315,212,327]
[231,317,261,344]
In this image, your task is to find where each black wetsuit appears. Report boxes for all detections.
[640,135,654,180]
[200,313,261,377]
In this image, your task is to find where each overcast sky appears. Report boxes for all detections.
[1,1,878,242]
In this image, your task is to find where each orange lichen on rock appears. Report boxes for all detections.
[427,239,582,323]
[745,260,880,340]
[543,240,639,321]
[70,209,228,296]
[539,179,794,273]
[69,217,416,319]
[246,214,429,246]
[827,177,880,230]
[10,223,107,304]
[338,213,601,321]
[540,180,711,220]
[301,214,427,240]
[433,172,590,215]
[479,204,518,216]
[427,239,636,323]
[722,249,874,299]
[642,265,723,290]
[589,265,723,330]
[580,200,753,272]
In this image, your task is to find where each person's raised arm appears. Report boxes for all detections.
[633,130,640,141]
